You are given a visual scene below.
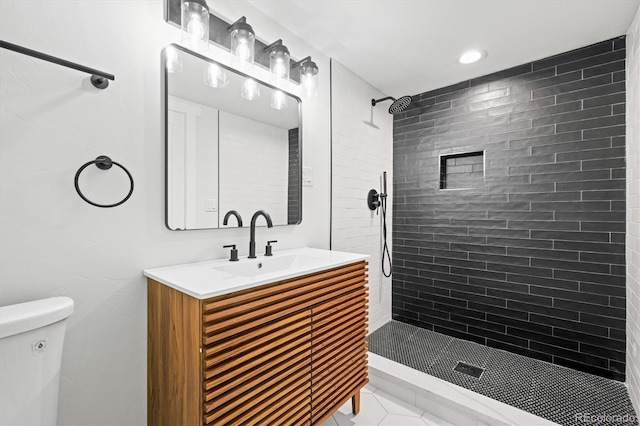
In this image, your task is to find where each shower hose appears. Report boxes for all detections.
[381,192,392,278]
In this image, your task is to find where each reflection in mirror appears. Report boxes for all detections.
[164,44,302,230]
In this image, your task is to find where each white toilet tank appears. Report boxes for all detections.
[0,297,74,426]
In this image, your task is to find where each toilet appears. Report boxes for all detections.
[0,297,74,426]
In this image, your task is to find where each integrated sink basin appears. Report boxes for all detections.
[214,253,318,277]
[143,247,369,299]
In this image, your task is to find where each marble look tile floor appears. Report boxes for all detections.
[321,384,452,426]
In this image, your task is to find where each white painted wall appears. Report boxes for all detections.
[330,60,393,333]
[0,1,330,424]
[219,111,288,225]
[627,3,640,417]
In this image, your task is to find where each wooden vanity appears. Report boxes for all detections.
[146,250,368,425]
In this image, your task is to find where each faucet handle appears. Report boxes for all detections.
[223,244,239,262]
[265,240,278,256]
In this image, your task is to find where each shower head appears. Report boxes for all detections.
[371,95,413,114]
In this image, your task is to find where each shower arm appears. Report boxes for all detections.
[371,96,396,107]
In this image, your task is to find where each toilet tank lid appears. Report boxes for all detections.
[0,297,74,339]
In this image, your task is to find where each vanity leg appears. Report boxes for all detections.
[352,391,361,414]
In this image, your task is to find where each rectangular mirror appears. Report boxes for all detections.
[164,44,302,230]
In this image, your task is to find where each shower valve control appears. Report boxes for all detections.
[367,189,381,214]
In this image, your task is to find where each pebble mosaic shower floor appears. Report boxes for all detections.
[367,321,638,426]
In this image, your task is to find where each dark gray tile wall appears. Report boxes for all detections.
[392,37,627,381]
[288,128,300,225]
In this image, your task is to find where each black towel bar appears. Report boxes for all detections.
[0,40,115,89]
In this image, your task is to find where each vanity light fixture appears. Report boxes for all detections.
[180,0,209,53]
[264,39,290,87]
[270,90,288,110]
[458,49,486,64]
[166,0,319,85]
[203,62,227,88]
[228,16,255,71]
[292,56,319,97]
[241,78,260,100]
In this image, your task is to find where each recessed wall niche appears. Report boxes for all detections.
[439,151,484,189]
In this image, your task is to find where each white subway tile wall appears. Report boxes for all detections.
[331,59,393,333]
[627,3,640,417]
[219,111,289,225]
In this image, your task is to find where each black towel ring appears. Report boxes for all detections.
[74,155,134,208]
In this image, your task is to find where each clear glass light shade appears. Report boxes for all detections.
[230,27,255,71]
[300,61,319,97]
[181,0,209,52]
[166,46,183,73]
[241,78,260,100]
[203,63,228,88]
[269,46,290,86]
[270,90,288,110]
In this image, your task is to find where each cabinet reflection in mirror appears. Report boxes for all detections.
[164,44,302,230]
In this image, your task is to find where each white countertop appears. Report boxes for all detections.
[143,247,369,300]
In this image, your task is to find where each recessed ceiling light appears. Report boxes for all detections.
[458,50,486,64]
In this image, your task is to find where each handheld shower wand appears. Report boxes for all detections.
[367,172,392,277]
[380,172,392,277]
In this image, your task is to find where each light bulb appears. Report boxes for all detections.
[299,60,319,97]
[166,46,183,73]
[273,59,287,78]
[235,39,251,61]
[187,13,204,51]
[229,20,255,70]
[271,90,288,110]
[187,17,204,51]
[241,78,260,101]
[204,63,227,88]
[187,14,204,38]
[180,0,209,52]
[269,45,290,86]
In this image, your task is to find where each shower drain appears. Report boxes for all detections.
[453,361,484,378]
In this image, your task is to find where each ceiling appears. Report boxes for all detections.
[247,0,639,97]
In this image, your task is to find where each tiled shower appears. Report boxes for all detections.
[391,37,628,381]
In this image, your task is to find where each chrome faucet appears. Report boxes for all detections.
[249,210,273,259]
[223,210,243,227]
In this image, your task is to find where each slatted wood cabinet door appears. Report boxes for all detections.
[147,260,368,425]
[311,278,368,424]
